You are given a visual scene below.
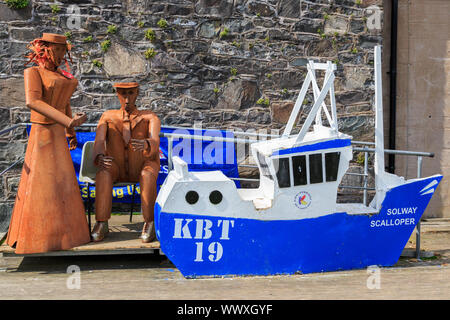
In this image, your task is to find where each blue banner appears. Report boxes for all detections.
[76,127,239,203]
[27,125,240,204]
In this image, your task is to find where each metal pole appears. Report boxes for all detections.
[388,0,399,174]
[86,182,92,234]
[363,148,368,206]
[160,131,259,145]
[0,157,23,176]
[129,184,137,223]
[0,124,21,137]
[416,156,423,259]
[168,136,173,171]
[352,147,434,158]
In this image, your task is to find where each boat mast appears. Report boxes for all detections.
[374,45,386,210]
[282,61,338,143]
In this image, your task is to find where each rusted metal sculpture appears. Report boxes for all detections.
[7,33,90,254]
[91,82,161,243]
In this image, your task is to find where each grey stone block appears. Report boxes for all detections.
[0,202,13,233]
[0,3,32,22]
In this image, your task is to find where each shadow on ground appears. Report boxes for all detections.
[396,249,450,269]
[8,251,449,276]
[10,253,176,274]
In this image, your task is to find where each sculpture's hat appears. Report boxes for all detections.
[113,82,139,89]
[38,33,68,45]
[25,33,73,70]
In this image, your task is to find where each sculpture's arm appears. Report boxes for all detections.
[92,115,108,166]
[65,103,76,137]
[143,114,161,161]
[65,103,78,150]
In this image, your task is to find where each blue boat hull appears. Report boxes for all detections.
[155,175,442,278]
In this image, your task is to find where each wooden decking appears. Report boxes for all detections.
[0,215,161,257]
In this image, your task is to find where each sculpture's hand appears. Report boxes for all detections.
[68,112,87,129]
[68,136,77,151]
[130,139,150,152]
[97,155,114,170]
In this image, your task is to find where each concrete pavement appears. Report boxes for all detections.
[0,219,449,300]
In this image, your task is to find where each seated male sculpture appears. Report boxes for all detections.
[91,82,161,243]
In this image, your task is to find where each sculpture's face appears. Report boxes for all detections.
[116,87,139,112]
[47,43,67,67]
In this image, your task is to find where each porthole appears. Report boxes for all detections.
[185,191,199,205]
[209,190,222,205]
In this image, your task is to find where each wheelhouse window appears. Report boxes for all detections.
[325,152,341,182]
[292,155,307,186]
[257,151,273,180]
[275,157,290,188]
[309,153,323,184]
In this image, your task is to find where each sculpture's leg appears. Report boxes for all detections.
[140,169,158,223]
[91,161,119,242]
[139,162,159,242]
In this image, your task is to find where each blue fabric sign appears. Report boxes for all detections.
[27,124,240,204]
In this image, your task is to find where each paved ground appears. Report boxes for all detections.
[0,219,449,300]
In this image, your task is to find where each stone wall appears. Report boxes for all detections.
[0,0,383,222]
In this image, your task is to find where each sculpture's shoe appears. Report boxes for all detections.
[141,221,156,243]
[91,221,109,242]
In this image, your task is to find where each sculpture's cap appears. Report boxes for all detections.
[38,33,68,45]
[113,82,139,89]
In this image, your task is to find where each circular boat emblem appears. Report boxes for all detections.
[294,191,311,209]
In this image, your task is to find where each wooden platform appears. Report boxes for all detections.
[0,215,162,257]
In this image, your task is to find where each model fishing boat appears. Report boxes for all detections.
[154,46,442,277]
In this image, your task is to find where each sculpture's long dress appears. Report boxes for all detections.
[6,66,90,254]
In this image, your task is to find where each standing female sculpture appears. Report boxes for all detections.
[6,33,91,254]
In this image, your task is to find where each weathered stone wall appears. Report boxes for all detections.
[0,0,383,222]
